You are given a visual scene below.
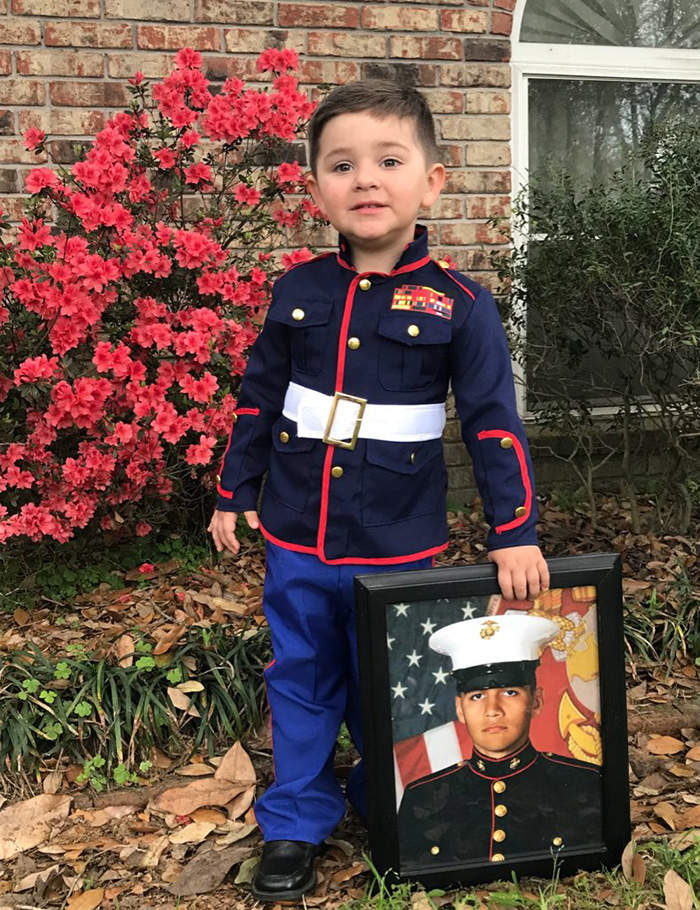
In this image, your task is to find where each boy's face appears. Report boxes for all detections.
[455,685,543,759]
[307,111,444,262]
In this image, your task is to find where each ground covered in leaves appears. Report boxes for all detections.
[0,494,698,910]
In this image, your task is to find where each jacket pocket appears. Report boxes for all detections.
[264,415,317,513]
[377,312,452,392]
[267,297,334,376]
[362,438,446,527]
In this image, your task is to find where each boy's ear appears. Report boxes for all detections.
[421,162,446,209]
[305,172,326,217]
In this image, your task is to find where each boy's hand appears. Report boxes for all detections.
[487,546,549,601]
[207,509,259,555]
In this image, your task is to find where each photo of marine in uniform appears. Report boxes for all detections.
[394,611,605,873]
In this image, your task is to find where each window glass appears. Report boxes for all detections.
[521,0,700,47]
[528,79,700,184]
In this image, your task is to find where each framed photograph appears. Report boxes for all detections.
[354,554,629,889]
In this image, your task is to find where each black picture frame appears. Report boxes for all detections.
[354,554,629,889]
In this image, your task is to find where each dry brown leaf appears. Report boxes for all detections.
[168,844,255,896]
[621,840,634,879]
[632,852,646,886]
[669,829,700,852]
[13,607,30,626]
[647,736,685,755]
[678,805,700,829]
[215,742,256,786]
[191,808,228,826]
[73,806,137,827]
[115,633,134,668]
[153,779,247,816]
[331,862,367,886]
[175,764,215,777]
[622,578,652,593]
[225,785,256,820]
[663,869,693,910]
[668,763,695,779]
[43,770,63,795]
[177,681,205,694]
[326,836,354,857]
[154,625,187,656]
[0,794,72,860]
[13,863,60,893]
[686,744,700,761]
[167,687,200,717]
[210,597,247,614]
[215,822,256,846]
[67,889,104,910]
[654,802,680,830]
[169,822,216,845]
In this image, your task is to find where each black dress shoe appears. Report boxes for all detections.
[251,840,317,902]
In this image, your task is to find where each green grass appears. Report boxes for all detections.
[337,838,700,909]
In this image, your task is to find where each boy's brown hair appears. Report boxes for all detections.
[308,79,439,175]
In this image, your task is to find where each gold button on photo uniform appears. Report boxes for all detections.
[348,337,360,350]
[331,466,344,478]
[292,308,305,321]
[493,830,506,843]
[216,474,221,483]
[552,837,563,846]
[500,436,513,449]
[359,278,371,291]
[408,324,420,337]
[437,259,450,268]
[515,506,527,517]
[430,846,440,856]
[493,781,506,793]
[279,431,290,444]
[410,452,416,464]
[494,804,507,817]
[491,853,505,862]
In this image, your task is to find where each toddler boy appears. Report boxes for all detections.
[208,80,549,902]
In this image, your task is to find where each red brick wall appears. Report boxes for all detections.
[0,0,515,288]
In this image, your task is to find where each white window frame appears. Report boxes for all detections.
[510,2,700,420]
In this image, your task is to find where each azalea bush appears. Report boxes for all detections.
[0,47,324,546]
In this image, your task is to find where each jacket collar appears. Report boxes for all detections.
[467,740,538,779]
[336,225,430,274]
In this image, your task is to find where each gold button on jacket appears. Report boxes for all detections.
[348,337,360,350]
[331,466,344,478]
[515,506,527,518]
[494,804,507,817]
[359,278,371,291]
[292,308,305,321]
[500,436,513,449]
[279,431,290,443]
[491,853,505,862]
[493,780,506,794]
[408,324,420,337]
[493,829,506,843]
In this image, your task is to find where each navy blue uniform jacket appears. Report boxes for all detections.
[397,740,604,872]
[216,228,538,564]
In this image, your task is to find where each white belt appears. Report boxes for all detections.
[283,381,446,450]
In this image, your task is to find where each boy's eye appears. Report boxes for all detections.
[382,157,401,168]
[332,162,352,173]
[502,689,518,697]
[468,692,484,701]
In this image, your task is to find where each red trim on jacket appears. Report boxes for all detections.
[284,251,334,273]
[260,521,447,565]
[434,260,476,300]
[236,407,260,416]
[477,429,533,534]
[217,484,234,500]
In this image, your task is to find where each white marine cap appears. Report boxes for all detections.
[428,614,560,692]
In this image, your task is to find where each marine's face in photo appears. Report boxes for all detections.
[455,685,543,759]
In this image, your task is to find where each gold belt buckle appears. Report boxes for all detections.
[323,392,367,450]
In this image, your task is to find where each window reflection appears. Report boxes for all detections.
[521,0,700,48]
[529,79,700,186]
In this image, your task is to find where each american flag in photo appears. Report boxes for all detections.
[386,594,495,805]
